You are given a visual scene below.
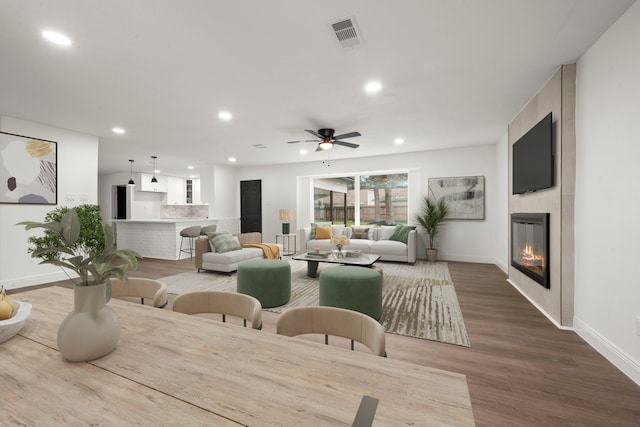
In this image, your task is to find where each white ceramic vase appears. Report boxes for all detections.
[57,282,121,362]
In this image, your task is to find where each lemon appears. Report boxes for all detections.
[0,287,15,320]
[0,299,13,320]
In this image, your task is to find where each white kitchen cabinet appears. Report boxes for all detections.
[185,178,201,204]
[166,176,186,204]
[136,173,168,192]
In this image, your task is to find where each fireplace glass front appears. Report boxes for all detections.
[511,213,549,289]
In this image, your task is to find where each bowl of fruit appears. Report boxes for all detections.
[0,287,32,344]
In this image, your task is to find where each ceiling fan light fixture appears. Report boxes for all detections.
[319,141,333,150]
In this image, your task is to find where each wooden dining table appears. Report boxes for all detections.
[2,286,475,426]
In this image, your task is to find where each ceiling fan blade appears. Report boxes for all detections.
[334,140,359,149]
[332,131,361,140]
[315,144,324,152]
[287,139,318,144]
[305,129,323,138]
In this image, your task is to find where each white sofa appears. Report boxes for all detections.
[299,225,417,264]
[195,232,282,273]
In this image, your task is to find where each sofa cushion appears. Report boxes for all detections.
[371,239,408,257]
[310,222,332,239]
[389,225,416,244]
[210,232,242,253]
[332,225,348,237]
[351,227,369,239]
[202,247,263,265]
[315,226,333,239]
[379,225,397,240]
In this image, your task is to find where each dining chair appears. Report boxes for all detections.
[276,306,387,357]
[172,291,263,330]
[109,277,168,308]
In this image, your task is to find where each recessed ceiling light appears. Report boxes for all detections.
[228,157,237,162]
[189,175,195,178]
[394,138,404,145]
[365,81,382,94]
[218,111,232,121]
[187,165,194,170]
[299,149,308,155]
[112,127,125,134]
[42,30,72,46]
[154,169,161,174]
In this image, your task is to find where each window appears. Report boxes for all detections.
[312,173,408,225]
[359,174,408,225]
[313,177,354,224]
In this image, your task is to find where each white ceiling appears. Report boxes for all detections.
[0,0,635,178]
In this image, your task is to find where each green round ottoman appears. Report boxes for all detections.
[319,266,383,320]
[237,259,291,308]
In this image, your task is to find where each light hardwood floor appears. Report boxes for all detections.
[12,258,640,426]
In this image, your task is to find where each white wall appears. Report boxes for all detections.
[199,164,239,220]
[238,144,504,265]
[574,1,640,385]
[0,116,99,289]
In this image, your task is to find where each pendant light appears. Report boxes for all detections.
[127,159,135,186]
[150,156,158,183]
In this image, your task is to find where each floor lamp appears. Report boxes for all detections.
[279,209,293,234]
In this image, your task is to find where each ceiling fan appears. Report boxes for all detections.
[287,128,361,151]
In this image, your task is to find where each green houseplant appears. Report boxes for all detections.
[20,204,139,286]
[19,204,141,362]
[415,197,450,262]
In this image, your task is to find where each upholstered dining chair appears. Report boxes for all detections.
[276,306,387,357]
[172,291,263,330]
[179,225,202,260]
[110,277,168,308]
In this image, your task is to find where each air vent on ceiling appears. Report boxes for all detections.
[329,15,364,49]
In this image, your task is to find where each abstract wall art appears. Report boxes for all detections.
[428,175,485,220]
[0,131,57,204]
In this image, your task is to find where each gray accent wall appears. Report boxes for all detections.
[508,64,576,327]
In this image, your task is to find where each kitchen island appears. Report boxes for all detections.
[113,219,218,260]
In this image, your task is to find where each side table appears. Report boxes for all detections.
[276,233,296,256]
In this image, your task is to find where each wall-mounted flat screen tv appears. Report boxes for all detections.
[512,112,554,194]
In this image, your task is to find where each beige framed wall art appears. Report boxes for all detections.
[0,131,57,204]
[428,175,485,220]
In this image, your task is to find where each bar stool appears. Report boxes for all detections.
[179,225,202,260]
[200,224,217,236]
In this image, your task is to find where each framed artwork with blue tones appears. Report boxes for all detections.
[0,131,57,204]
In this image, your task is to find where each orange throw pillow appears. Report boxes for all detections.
[315,226,333,239]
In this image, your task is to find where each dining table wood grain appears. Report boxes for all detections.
[5,286,475,426]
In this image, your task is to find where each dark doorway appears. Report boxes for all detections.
[115,186,127,219]
[240,180,262,233]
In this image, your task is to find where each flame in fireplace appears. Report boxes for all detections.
[521,245,545,269]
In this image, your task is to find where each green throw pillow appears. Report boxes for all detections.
[209,232,242,253]
[388,225,416,244]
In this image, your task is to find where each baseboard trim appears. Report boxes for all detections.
[2,270,73,291]
[438,254,496,264]
[506,278,573,331]
[573,317,640,387]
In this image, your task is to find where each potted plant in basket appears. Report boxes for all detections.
[415,197,450,262]
[19,204,141,362]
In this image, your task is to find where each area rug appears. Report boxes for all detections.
[160,260,470,347]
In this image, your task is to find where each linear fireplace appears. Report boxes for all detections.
[511,213,550,289]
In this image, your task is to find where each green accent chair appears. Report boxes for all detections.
[237,259,291,308]
[319,266,383,320]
